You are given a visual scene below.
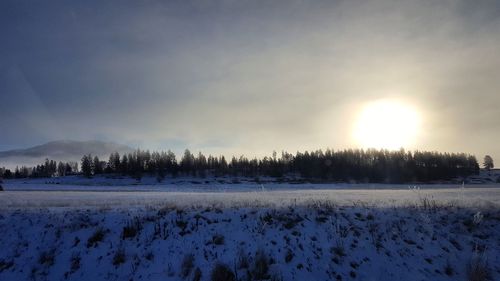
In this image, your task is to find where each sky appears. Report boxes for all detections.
[1,0,500,161]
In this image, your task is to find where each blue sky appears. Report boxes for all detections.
[1,0,500,160]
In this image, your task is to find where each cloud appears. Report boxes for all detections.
[1,0,500,161]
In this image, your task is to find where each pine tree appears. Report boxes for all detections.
[180,149,195,175]
[120,155,128,174]
[81,154,93,178]
[483,155,494,171]
[107,152,120,173]
[93,156,103,175]
[57,161,66,177]
[3,169,12,179]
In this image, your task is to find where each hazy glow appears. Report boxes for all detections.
[353,100,420,150]
[1,1,500,161]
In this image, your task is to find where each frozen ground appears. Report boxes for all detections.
[4,174,500,192]
[1,187,500,209]
[1,175,500,209]
[1,179,499,281]
[1,198,499,281]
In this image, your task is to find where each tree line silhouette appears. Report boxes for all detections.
[0,159,79,179]
[0,148,480,183]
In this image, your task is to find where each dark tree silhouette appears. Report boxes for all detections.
[483,155,494,170]
[1,148,481,183]
[81,154,93,178]
[93,156,103,175]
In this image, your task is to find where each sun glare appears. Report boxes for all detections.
[353,100,421,150]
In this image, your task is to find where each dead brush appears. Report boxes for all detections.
[210,263,235,281]
[466,250,492,281]
[211,234,225,245]
[87,227,106,248]
[112,248,126,266]
[0,260,14,273]
[236,249,249,269]
[38,249,56,267]
[180,253,195,279]
[122,217,142,240]
[70,253,81,273]
[284,249,293,263]
[419,196,438,212]
[251,249,270,280]
[307,200,336,215]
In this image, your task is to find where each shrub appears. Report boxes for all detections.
[0,260,14,273]
[212,234,225,245]
[210,263,235,281]
[70,253,81,272]
[332,245,346,257]
[72,237,80,247]
[284,249,293,263]
[176,220,188,230]
[193,267,202,281]
[237,249,249,269]
[444,262,453,276]
[281,215,303,229]
[145,251,154,261]
[39,250,55,267]
[87,228,105,248]
[122,220,141,240]
[181,254,195,279]
[252,249,270,280]
[449,238,462,250]
[112,248,126,266]
[466,255,492,281]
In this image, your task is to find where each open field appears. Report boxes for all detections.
[1,183,500,281]
[1,181,500,209]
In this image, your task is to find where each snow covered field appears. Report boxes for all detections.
[2,176,500,209]
[1,187,500,209]
[1,180,499,281]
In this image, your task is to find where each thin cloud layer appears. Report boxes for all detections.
[1,0,499,160]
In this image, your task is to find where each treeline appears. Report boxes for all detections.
[1,148,479,183]
[0,159,79,179]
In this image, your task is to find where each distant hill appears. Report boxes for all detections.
[0,140,134,168]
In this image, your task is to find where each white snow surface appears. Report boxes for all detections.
[1,177,500,281]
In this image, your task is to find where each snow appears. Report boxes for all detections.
[1,178,500,281]
[1,187,500,210]
[3,174,500,193]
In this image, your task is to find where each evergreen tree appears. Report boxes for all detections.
[483,155,494,170]
[107,152,121,173]
[81,154,93,178]
[65,163,74,175]
[57,161,66,177]
[3,169,12,179]
[7,147,480,183]
[93,156,103,175]
[120,155,129,174]
[180,149,195,175]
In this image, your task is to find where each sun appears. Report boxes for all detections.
[352,100,421,150]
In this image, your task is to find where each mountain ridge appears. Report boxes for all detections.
[0,140,134,168]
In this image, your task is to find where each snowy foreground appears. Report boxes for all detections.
[1,184,500,281]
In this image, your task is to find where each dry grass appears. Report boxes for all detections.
[87,228,106,248]
[210,263,235,281]
[180,253,194,279]
[112,248,126,266]
[466,255,492,281]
